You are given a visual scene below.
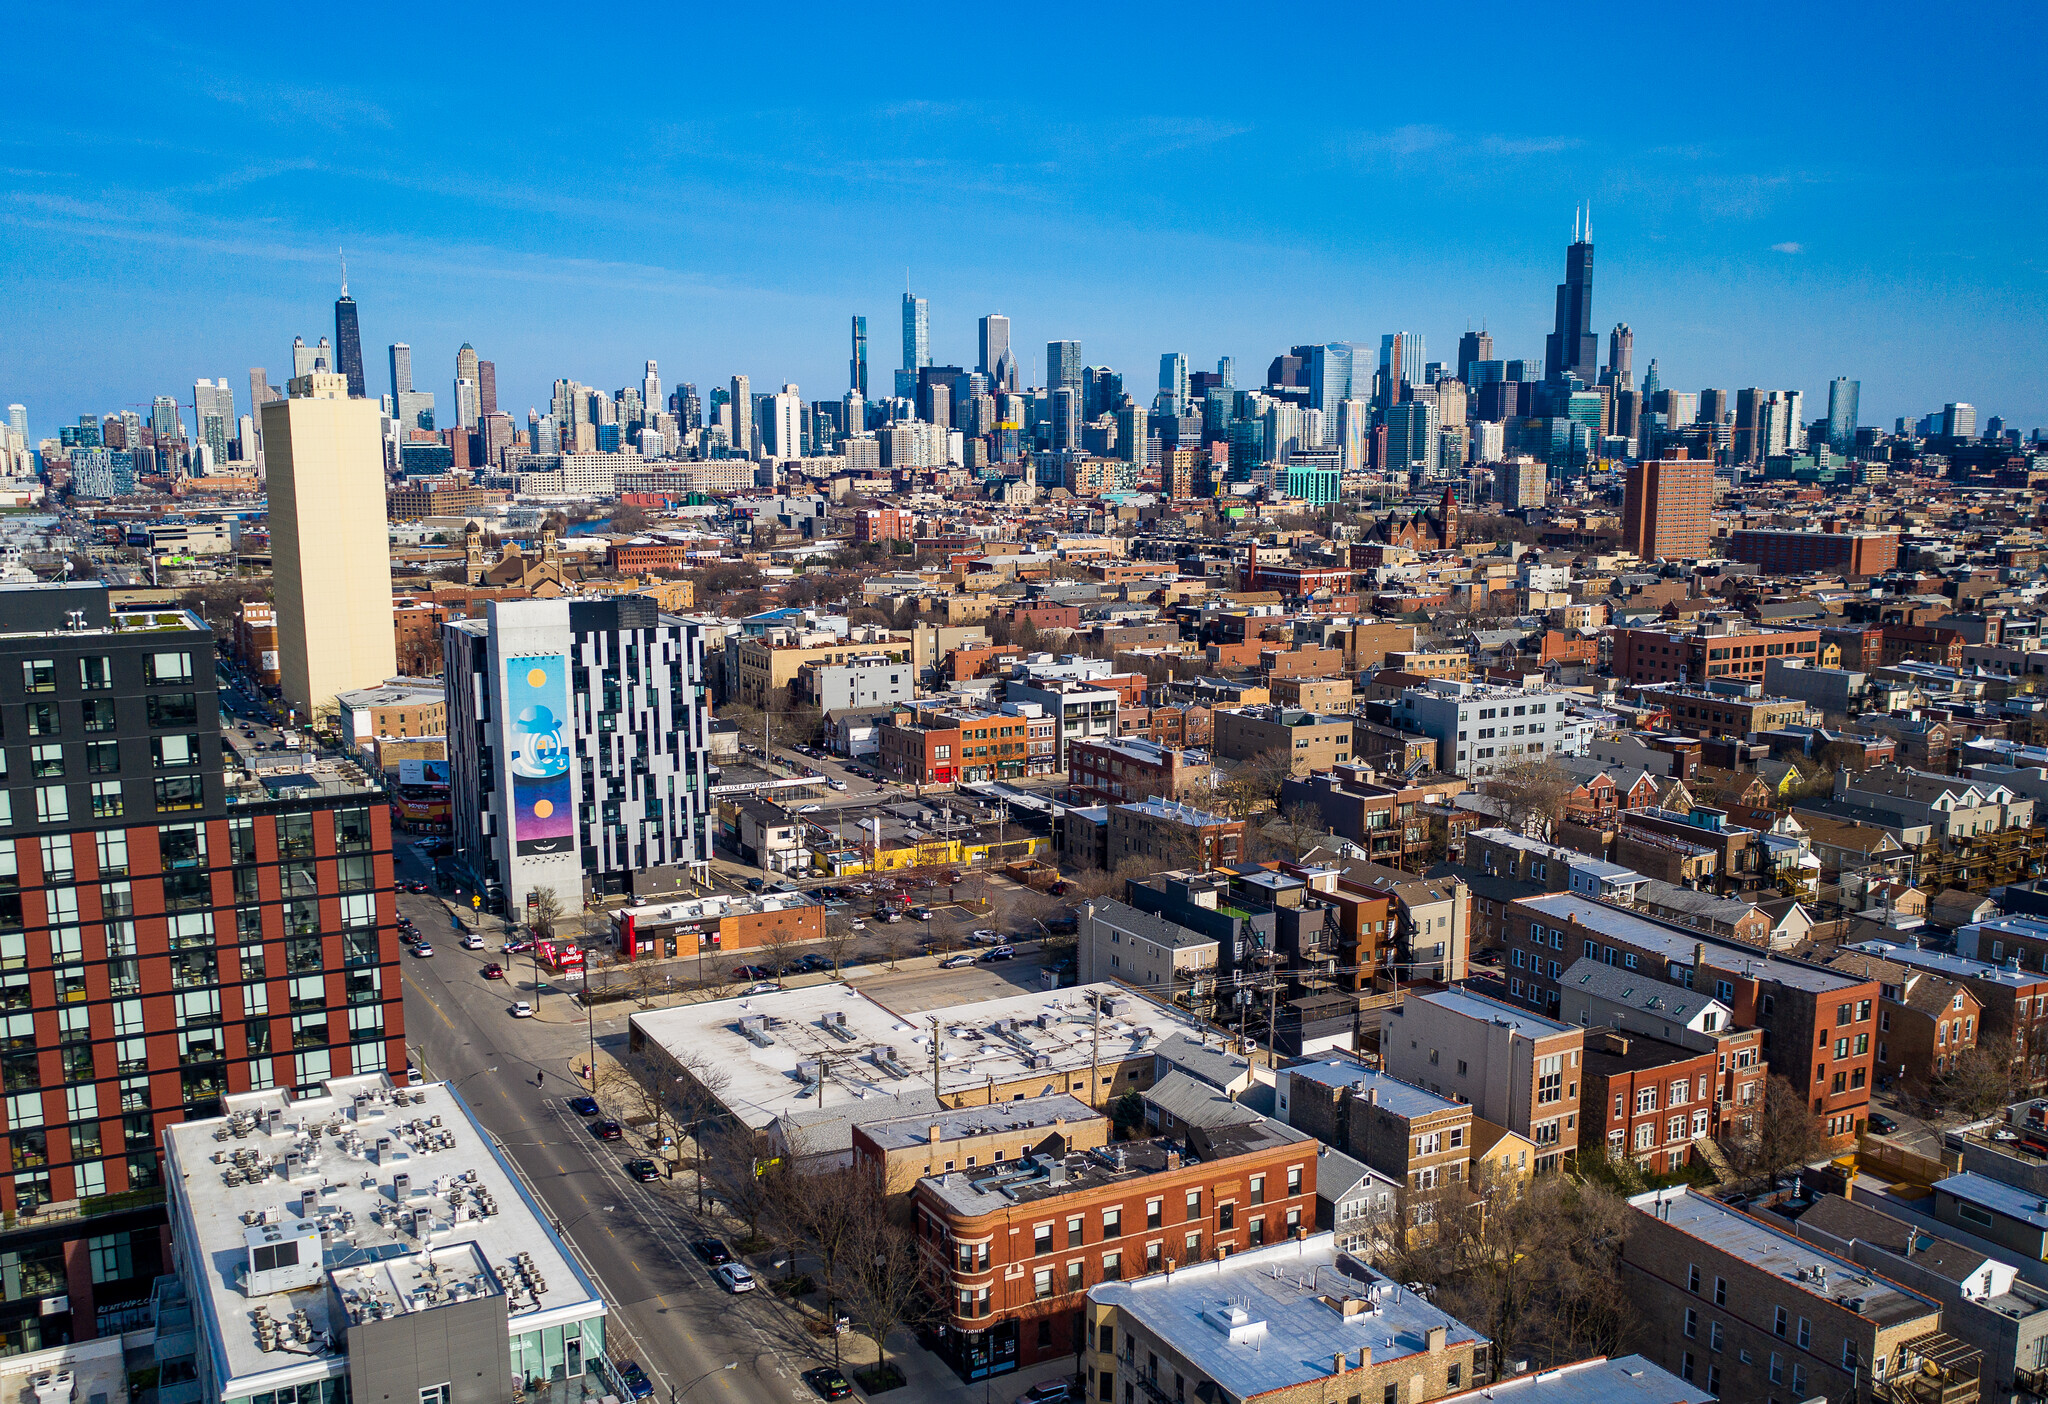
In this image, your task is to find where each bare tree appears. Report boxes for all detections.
[1932,1047,2021,1119]
[820,916,860,976]
[1268,801,1330,862]
[1481,759,1578,841]
[777,1159,884,1288]
[1728,1075,1826,1189]
[525,887,564,943]
[1386,1171,1637,1373]
[1211,747,1295,819]
[878,921,909,969]
[755,922,804,977]
[596,1061,669,1149]
[702,1123,778,1246]
[1068,859,1149,903]
[840,1210,937,1379]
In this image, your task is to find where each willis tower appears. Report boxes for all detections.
[1545,207,1598,385]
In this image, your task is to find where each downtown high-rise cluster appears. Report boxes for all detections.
[12,221,2037,507]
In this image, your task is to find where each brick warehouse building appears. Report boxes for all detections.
[0,582,403,1351]
[1727,527,1901,578]
[1613,625,1825,686]
[913,1118,1318,1381]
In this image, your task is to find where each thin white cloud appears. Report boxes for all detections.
[1771,241,1804,254]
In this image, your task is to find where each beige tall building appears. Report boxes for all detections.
[262,371,396,719]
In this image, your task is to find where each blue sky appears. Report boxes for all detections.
[3,2,2044,439]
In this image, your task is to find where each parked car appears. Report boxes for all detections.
[731,964,775,981]
[461,934,485,950]
[744,877,764,893]
[982,945,1017,962]
[712,1263,756,1293]
[826,779,848,791]
[509,1002,533,1018]
[690,1237,733,1266]
[503,939,534,954]
[969,929,1002,944]
[567,1095,601,1118]
[1016,1383,1075,1404]
[589,1119,624,1142]
[615,1361,656,1400]
[742,982,783,996]
[624,1158,663,1183]
[1867,1111,1899,1135]
[481,963,506,980]
[804,1367,854,1400]
[794,954,834,973]
[942,953,977,969]
[411,943,435,958]
[910,907,932,921]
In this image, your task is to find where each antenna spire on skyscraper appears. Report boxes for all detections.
[339,249,348,298]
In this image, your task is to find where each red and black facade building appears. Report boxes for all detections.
[0,583,402,1354]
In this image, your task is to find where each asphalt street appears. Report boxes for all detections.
[394,832,1075,1404]
[394,844,825,1404]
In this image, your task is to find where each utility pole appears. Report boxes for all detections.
[1089,995,1101,1108]
[1265,958,1281,1070]
[930,1016,942,1104]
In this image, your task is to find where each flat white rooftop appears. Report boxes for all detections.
[163,1073,603,1401]
[630,981,1211,1130]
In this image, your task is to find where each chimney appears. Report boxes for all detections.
[929,1125,943,1145]
[1426,1325,1448,1353]
[1333,1353,1348,1376]
[1367,1087,1378,1106]
[1693,942,1706,984]
[1357,1346,1373,1370]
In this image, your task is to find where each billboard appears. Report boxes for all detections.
[397,759,451,787]
[506,655,574,856]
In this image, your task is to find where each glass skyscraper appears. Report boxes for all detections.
[1046,341,1082,396]
[901,293,929,376]
[333,278,366,399]
[1827,377,1859,452]
[1307,343,1357,413]
[1544,220,1597,385]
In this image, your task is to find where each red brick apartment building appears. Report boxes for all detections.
[1507,893,1879,1147]
[854,507,912,543]
[1614,626,1823,685]
[913,1121,1316,1380]
[1621,456,1713,561]
[878,710,1029,785]
[1066,737,1210,805]
[607,540,691,572]
[1582,1027,1766,1174]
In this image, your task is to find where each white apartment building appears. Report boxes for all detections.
[1394,678,1593,778]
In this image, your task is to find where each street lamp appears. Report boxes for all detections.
[672,1361,737,1401]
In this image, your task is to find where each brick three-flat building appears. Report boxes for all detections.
[913,1118,1318,1380]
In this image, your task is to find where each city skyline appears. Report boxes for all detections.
[1,3,2042,431]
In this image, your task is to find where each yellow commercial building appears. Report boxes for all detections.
[262,372,397,720]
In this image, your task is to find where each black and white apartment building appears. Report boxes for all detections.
[443,596,713,910]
